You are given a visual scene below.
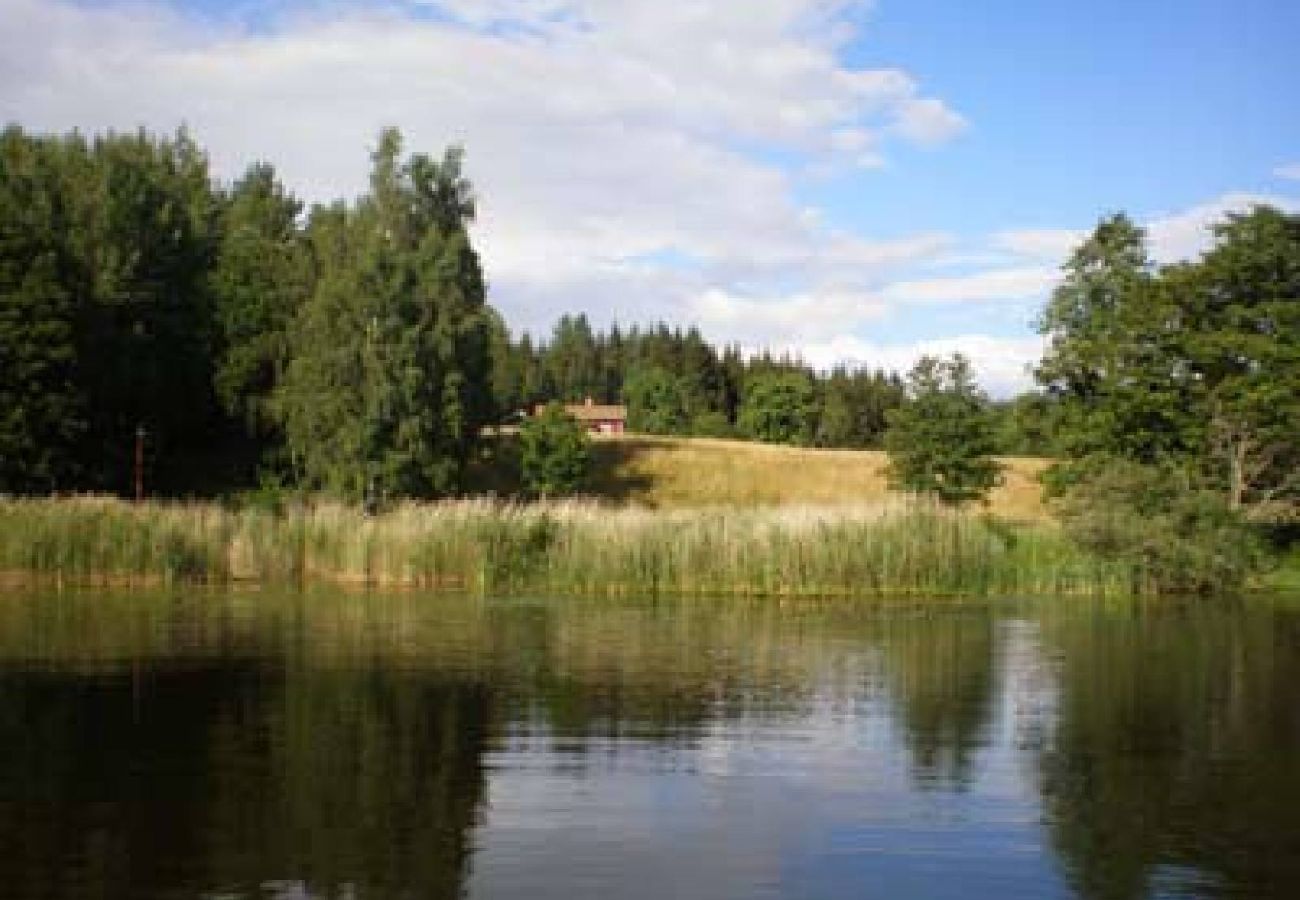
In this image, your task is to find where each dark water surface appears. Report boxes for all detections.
[0,590,1297,900]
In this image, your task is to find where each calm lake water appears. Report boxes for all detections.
[0,590,1297,900]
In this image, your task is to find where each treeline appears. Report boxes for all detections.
[1,125,495,498]
[492,314,906,447]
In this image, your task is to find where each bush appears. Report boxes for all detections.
[690,411,733,438]
[519,403,590,498]
[1052,458,1264,594]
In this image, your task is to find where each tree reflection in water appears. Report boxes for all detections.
[1037,603,1300,900]
[0,591,1295,899]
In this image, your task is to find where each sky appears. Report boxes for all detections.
[3,0,1299,394]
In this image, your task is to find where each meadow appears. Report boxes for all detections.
[579,434,1051,519]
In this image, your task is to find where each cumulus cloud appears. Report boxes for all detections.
[990,228,1086,261]
[992,193,1300,269]
[689,287,886,345]
[767,334,1047,397]
[1274,163,1300,181]
[0,0,971,345]
[1144,192,1300,263]
[878,266,1059,305]
[7,1,1294,397]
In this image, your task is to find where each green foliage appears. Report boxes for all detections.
[544,313,604,402]
[0,127,86,491]
[0,126,223,494]
[624,366,688,434]
[689,410,733,438]
[275,129,492,499]
[885,354,1003,507]
[1037,214,1196,463]
[487,321,904,446]
[1186,208,1300,521]
[211,162,309,436]
[814,366,905,448]
[737,372,817,445]
[519,403,591,497]
[992,392,1059,457]
[1052,458,1263,595]
[1038,206,1300,525]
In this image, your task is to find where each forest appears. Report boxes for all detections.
[0,124,928,499]
[2,125,1298,588]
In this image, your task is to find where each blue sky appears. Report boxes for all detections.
[819,0,1300,235]
[3,0,1297,392]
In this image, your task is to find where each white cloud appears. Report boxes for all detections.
[10,1,1293,399]
[990,192,1300,270]
[878,267,1059,305]
[1274,163,1300,180]
[891,96,967,146]
[1144,192,1300,263]
[767,334,1047,397]
[990,228,1085,261]
[0,0,967,346]
[689,287,886,344]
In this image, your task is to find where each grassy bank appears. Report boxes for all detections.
[0,496,1131,597]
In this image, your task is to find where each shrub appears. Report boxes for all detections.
[519,403,590,498]
[1052,458,1264,594]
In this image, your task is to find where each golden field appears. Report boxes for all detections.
[583,435,1051,521]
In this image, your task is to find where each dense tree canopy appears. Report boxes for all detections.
[0,125,493,500]
[276,130,492,499]
[737,372,818,445]
[0,126,221,493]
[8,120,1291,551]
[1037,206,1300,525]
[884,354,1003,507]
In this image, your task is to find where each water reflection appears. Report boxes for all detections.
[878,608,999,788]
[1037,604,1300,900]
[0,592,1294,899]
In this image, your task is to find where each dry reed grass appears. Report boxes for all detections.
[0,495,1126,597]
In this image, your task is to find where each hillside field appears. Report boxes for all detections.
[481,434,1051,521]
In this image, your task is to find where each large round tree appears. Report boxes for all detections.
[884,354,1003,507]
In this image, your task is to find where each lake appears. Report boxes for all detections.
[0,590,1296,899]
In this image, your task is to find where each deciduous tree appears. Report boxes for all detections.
[884,354,1002,507]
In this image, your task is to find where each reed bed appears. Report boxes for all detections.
[0,496,1131,597]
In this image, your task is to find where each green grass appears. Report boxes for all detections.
[0,496,1132,597]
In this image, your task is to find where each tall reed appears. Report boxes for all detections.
[0,496,1132,597]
